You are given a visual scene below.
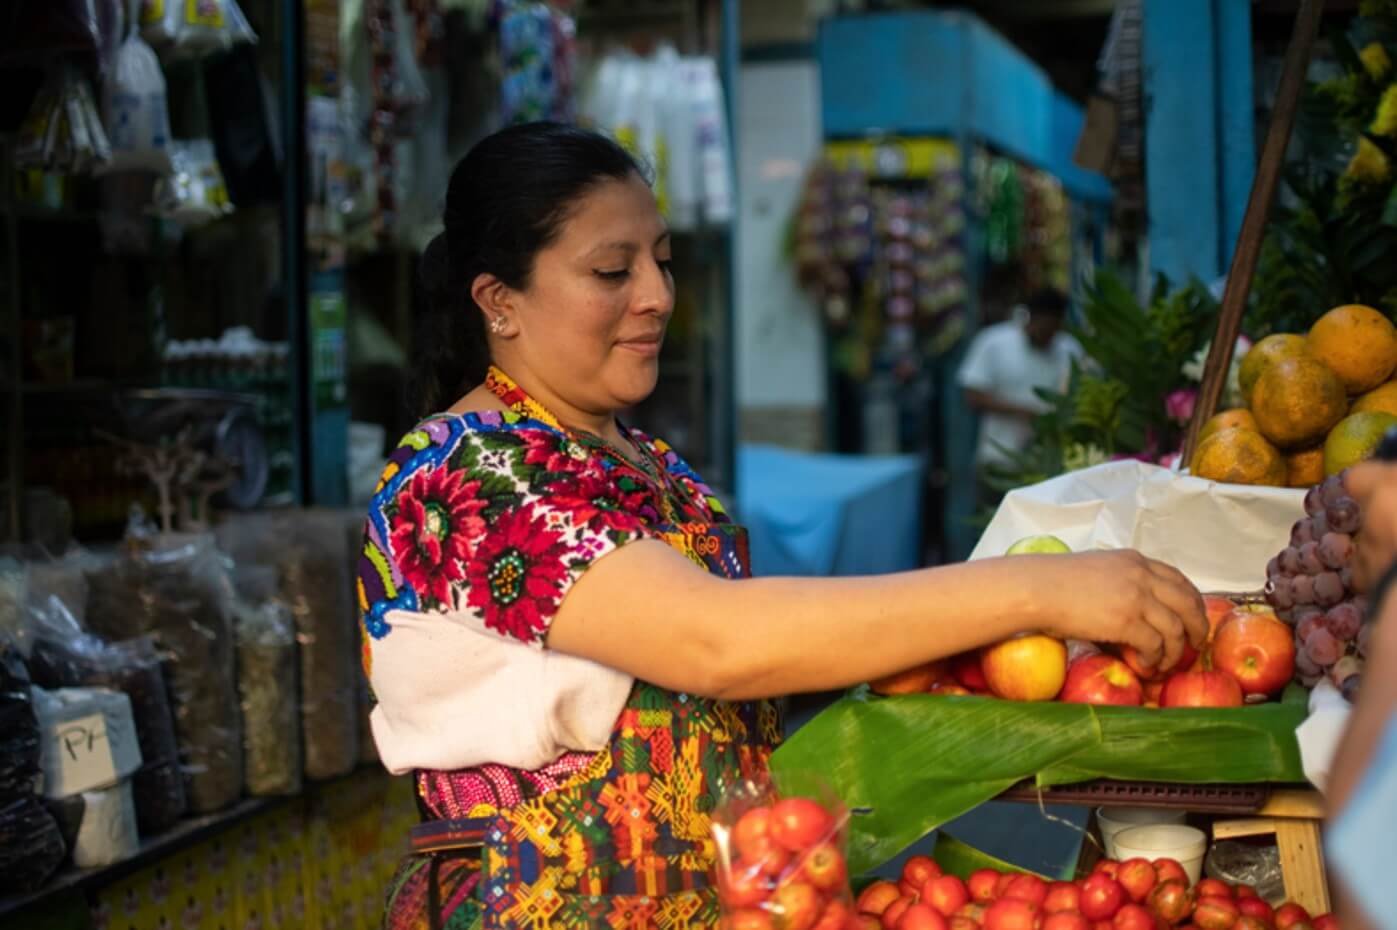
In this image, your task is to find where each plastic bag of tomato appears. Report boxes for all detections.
[713,776,858,930]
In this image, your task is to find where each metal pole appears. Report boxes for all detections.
[281,0,311,504]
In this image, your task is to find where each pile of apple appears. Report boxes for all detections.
[718,795,860,930]
[852,854,1340,930]
[872,536,1297,708]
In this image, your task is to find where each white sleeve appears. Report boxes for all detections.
[957,330,998,392]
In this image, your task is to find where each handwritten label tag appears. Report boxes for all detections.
[46,712,119,796]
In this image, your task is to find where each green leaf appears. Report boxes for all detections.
[933,833,1044,880]
[769,693,1306,876]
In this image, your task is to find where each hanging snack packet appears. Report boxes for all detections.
[104,31,173,174]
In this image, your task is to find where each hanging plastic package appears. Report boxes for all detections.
[687,56,733,226]
[104,29,173,174]
[139,0,182,48]
[152,139,233,226]
[86,533,244,814]
[204,42,281,205]
[141,0,256,56]
[15,63,113,174]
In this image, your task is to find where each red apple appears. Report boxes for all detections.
[873,661,946,695]
[953,652,991,691]
[1193,880,1231,900]
[1236,898,1274,925]
[860,919,885,930]
[1121,642,1200,682]
[1044,882,1082,914]
[734,807,775,861]
[1095,922,1117,930]
[775,881,823,930]
[1160,670,1244,708]
[1194,896,1241,930]
[924,875,971,917]
[1152,860,1188,887]
[801,842,848,892]
[885,899,917,930]
[985,897,1040,930]
[902,856,944,895]
[1081,875,1127,921]
[1003,875,1048,908]
[729,909,776,930]
[1236,918,1271,930]
[982,635,1068,701]
[1093,860,1122,881]
[957,904,990,924]
[1062,655,1146,706]
[1211,612,1296,697]
[900,904,952,930]
[1311,915,1337,930]
[859,882,904,917]
[720,867,772,909]
[932,682,973,696]
[1117,859,1157,903]
[1143,679,1165,707]
[1233,886,1259,900]
[1275,904,1312,930]
[813,900,854,930]
[1114,904,1156,930]
[951,919,982,930]
[969,871,1001,904]
[1147,880,1193,925]
[1045,913,1093,930]
[771,798,836,852]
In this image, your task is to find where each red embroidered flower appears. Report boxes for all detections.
[466,505,572,642]
[546,471,646,533]
[390,466,487,607]
[520,428,585,476]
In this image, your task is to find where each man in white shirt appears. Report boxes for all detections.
[957,289,1081,500]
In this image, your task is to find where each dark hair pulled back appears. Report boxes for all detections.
[411,121,645,418]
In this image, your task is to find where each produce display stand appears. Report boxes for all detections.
[775,0,1338,907]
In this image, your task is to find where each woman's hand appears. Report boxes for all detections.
[1345,462,1397,594]
[1027,550,1208,671]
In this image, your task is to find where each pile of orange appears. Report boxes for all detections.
[1193,304,1397,486]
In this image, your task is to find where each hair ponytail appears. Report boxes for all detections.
[409,231,490,419]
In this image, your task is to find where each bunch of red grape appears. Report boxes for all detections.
[1264,473,1371,701]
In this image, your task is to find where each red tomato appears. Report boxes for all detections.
[771,798,837,853]
[812,898,855,930]
[902,855,944,890]
[899,903,951,930]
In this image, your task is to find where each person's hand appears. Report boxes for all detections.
[1345,462,1397,594]
[1029,550,1208,670]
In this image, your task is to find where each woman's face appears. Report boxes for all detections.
[502,174,674,417]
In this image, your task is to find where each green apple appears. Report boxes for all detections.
[1005,534,1072,556]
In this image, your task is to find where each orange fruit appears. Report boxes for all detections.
[1323,411,1397,475]
[1307,304,1397,394]
[1199,408,1258,444]
[1191,427,1287,486]
[1238,334,1308,406]
[1351,380,1397,417]
[1285,446,1325,488]
[1250,355,1348,448]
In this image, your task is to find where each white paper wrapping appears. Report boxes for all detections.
[72,780,140,868]
[1296,680,1352,796]
[969,460,1306,593]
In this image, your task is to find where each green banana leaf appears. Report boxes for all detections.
[932,833,1042,880]
[770,687,1308,876]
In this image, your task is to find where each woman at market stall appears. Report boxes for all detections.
[359,121,1207,930]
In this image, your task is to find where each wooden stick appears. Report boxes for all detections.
[1180,0,1326,465]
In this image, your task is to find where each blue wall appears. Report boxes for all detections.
[1143,0,1256,285]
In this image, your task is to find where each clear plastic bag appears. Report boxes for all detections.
[152,139,233,226]
[235,598,302,796]
[712,773,858,930]
[86,533,243,814]
[141,0,257,55]
[15,63,113,174]
[103,30,173,174]
[216,511,359,781]
[1204,840,1285,904]
[0,797,67,894]
[0,639,42,799]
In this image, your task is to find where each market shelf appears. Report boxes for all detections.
[996,778,1277,814]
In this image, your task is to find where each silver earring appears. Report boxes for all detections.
[489,317,505,334]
